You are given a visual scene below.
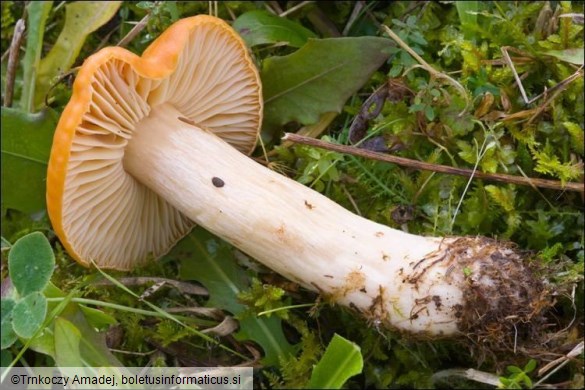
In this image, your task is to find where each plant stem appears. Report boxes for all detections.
[45,297,183,318]
[258,303,315,317]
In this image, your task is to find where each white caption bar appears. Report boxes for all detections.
[1,367,253,389]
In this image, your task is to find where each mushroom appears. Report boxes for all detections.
[47,15,548,340]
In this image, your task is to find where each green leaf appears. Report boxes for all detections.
[309,334,363,389]
[21,1,53,112]
[65,307,124,367]
[1,107,58,213]
[8,232,55,296]
[79,305,117,330]
[54,317,83,367]
[524,358,537,373]
[455,1,478,38]
[178,232,248,314]
[507,365,523,374]
[543,48,584,65]
[35,1,122,108]
[176,228,293,366]
[424,104,435,121]
[233,10,316,48]
[261,37,392,137]
[1,299,17,349]
[12,292,48,338]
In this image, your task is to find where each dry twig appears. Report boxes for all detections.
[3,19,25,107]
[117,13,151,47]
[282,133,584,193]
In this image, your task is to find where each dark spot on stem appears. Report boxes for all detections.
[212,177,225,187]
[432,295,442,309]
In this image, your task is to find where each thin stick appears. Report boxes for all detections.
[501,46,583,106]
[279,1,314,18]
[451,136,490,229]
[501,46,530,104]
[343,1,364,36]
[382,24,470,114]
[117,13,150,47]
[282,133,584,193]
[3,19,25,107]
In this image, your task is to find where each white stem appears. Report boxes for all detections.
[124,104,532,337]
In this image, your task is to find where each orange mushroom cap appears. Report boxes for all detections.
[46,15,262,270]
